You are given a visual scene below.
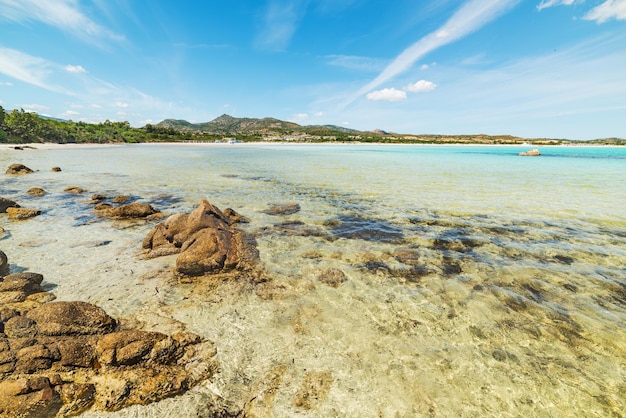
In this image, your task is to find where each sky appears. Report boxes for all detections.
[0,0,625,140]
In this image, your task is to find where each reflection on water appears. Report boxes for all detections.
[1,144,625,417]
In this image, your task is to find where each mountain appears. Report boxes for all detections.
[155,114,362,137]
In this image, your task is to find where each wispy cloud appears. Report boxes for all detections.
[0,0,123,44]
[584,0,626,23]
[405,80,437,93]
[345,0,520,107]
[0,46,69,93]
[536,0,576,11]
[0,81,13,86]
[255,0,308,51]
[326,55,387,72]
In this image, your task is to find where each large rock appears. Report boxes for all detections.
[0,250,8,277]
[0,197,20,213]
[5,164,33,175]
[142,199,257,277]
[0,261,218,416]
[108,202,156,219]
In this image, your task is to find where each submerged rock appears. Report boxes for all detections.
[6,208,41,220]
[64,186,85,194]
[143,199,258,278]
[0,198,20,213]
[262,202,301,216]
[27,188,46,197]
[51,167,62,172]
[5,164,33,175]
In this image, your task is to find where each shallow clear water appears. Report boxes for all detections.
[1,144,626,417]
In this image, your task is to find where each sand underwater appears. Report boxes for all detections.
[1,143,626,417]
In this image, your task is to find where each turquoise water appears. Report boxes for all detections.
[1,144,626,417]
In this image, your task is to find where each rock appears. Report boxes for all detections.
[4,316,39,338]
[293,371,333,410]
[6,207,42,220]
[0,376,63,418]
[317,268,347,288]
[0,250,8,277]
[51,167,62,172]
[262,202,301,215]
[108,202,156,219]
[519,149,541,156]
[0,197,20,213]
[224,207,249,223]
[27,187,46,197]
[96,330,169,367]
[94,202,113,212]
[143,199,258,277]
[64,186,85,194]
[5,164,33,175]
[26,301,118,336]
[112,195,130,204]
[91,194,108,201]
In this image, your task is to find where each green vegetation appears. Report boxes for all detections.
[0,107,623,145]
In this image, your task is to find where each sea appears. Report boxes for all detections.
[1,143,625,417]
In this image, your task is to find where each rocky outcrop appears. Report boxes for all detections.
[519,149,541,156]
[0,253,218,417]
[63,186,84,194]
[51,167,62,172]
[5,164,33,175]
[0,250,8,277]
[0,198,20,213]
[94,202,158,220]
[142,199,258,278]
[27,188,46,197]
[6,208,41,220]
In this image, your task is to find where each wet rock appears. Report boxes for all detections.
[108,202,157,219]
[553,255,575,265]
[6,207,42,220]
[64,186,85,194]
[262,202,301,216]
[0,197,20,213]
[27,187,46,197]
[51,166,62,172]
[223,207,249,224]
[112,195,130,204]
[0,250,8,277]
[143,199,258,278]
[5,163,33,175]
[317,268,347,288]
[91,194,108,201]
[94,202,113,212]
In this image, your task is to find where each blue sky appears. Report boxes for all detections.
[0,0,625,140]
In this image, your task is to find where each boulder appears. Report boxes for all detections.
[26,301,118,336]
[112,195,130,204]
[0,197,20,213]
[262,202,301,215]
[51,167,62,172]
[27,187,46,197]
[108,202,156,219]
[5,164,33,175]
[64,186,84,194]
[143,199,257,277]
[6,208,41,220]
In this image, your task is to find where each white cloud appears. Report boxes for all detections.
[0,0,123,44]
[22,103,48,112]
[89,104,102,109]
[314,111,324,117]
[65,64,86,73]
[536,0,576,11]
[0,81,13,86]
[420,64,430,70]
[60,110,80,118]
[115,101,129,108]
[291,113,309,122]
[0,46,68,93]
[584,0,626,23]
[367,88,407,102]
[255,0,307,51]
[346,0,520,106]
[405,80,437,93]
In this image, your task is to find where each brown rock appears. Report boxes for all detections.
[96,330,168,367]
[91,194,108,201]
[0,291,27,304]
[293,371,333,410]
[26,301,117,336]
[52,336,97,368]
[57,383,96,416]
[3,316,39,339]
[0,250,8,276]
[64,186,85,194]
[51,166,62,172]
[0,197,20,213]
[175,227,242,276]
[0,272,45,294]
[15,344,56,373]
[108,202,156,219]
[5,163,33,175]
[6,207,42,220]
[112,195,130,204]
[262,202,301,215]
[94,202,113,212]
[0,376,63,418]
[27,187,46,197]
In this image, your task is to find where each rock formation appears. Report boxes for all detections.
[0,198,20,213]
[6,208,41,220]
[27,188,46,197]
[0,251,217,417]
[5,164,33,175]
[142,199,258,278]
